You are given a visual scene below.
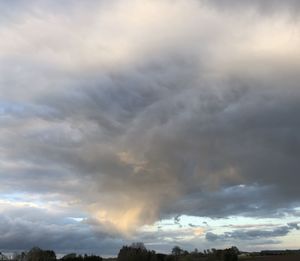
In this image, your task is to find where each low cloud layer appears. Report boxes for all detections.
[206,222,300,242]
[1,0,300,254]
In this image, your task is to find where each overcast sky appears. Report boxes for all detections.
[1,0,300,256]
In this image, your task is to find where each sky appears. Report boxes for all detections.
[1,0,300,256]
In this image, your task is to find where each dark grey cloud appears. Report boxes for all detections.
[0,204,123,255]
[287,222,300,230]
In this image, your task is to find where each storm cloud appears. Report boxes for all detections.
[1,0,300,254]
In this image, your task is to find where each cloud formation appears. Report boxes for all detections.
[207,0,300,13]
[1,0,300,253]
[206,222,300,242]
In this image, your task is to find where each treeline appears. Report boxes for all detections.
[61,253,103,261]
[8,244,239,261]
[7,244,300,261]
[117,244,239,261]
[11,248,103,261]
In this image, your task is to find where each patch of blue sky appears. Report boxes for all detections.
[0,101,27,115]
[0,100,57,119]
[63,216,88,226]
[149,214,299,235]
[0,192,47,208]
[1,192,27,202]
[0,192,63,209]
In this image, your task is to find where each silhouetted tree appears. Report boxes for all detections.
[27,247,56,261]
[117,244,156,261]
[171,246,182,260]
[223,248,238,261]
[62,254,102,261]
[130,242,146,251]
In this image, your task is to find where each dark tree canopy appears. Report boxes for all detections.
[117,245,157,261]
[26,247,56,261]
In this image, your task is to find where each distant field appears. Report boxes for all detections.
[242,255,300,261]
[101,255,300,261]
